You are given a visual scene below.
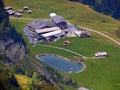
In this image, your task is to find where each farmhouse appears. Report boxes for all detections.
[24,14,91,44]
[24,19,65,43]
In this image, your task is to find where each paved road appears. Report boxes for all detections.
[79,26,120,46]
[36,44,87,59]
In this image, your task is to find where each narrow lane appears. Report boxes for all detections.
[37,44,88,59]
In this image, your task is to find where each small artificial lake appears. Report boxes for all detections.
[37,54,85,73]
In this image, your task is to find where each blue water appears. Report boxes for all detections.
[38,55,84,73]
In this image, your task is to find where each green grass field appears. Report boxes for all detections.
[4,0,120,90]
[4,0,120,42]
[10,19,120,90]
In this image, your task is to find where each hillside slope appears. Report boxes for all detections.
[70,0,120,19]
[4,0,120,43]
[3,0,120,90]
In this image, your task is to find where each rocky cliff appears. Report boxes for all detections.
[0,0,26,64]
[0,39,25,63]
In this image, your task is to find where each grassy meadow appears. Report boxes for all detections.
[4,0,120,42]
[4,0,120,90]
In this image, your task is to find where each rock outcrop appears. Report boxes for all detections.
[0,39,25,63]
[0,1,26,64]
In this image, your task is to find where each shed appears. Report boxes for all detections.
[6,10,15,15]
[94,52,107,57]
[14,12,22,17]
[27,10,32,14]
[63,40,71,46]
[78,87,89,90]
[5,6,12,11]
[24,6,29,10]
[19,10,24,13]
[74,30,91,37]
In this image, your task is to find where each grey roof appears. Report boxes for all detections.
[15,12,22,16]
[19,10,24,13]
[27,20,56,30]
[24,6,29,9]
[5,6,12,10]
[52,15,66,24]
[6,10,15,15]
[27,10,32,13]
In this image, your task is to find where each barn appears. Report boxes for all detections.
[5,6,12,11]
[14,12,22,17]
[24,19,65,43]
[6,10,16,15]
[23,14,91,44]
[52,15,67,29]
